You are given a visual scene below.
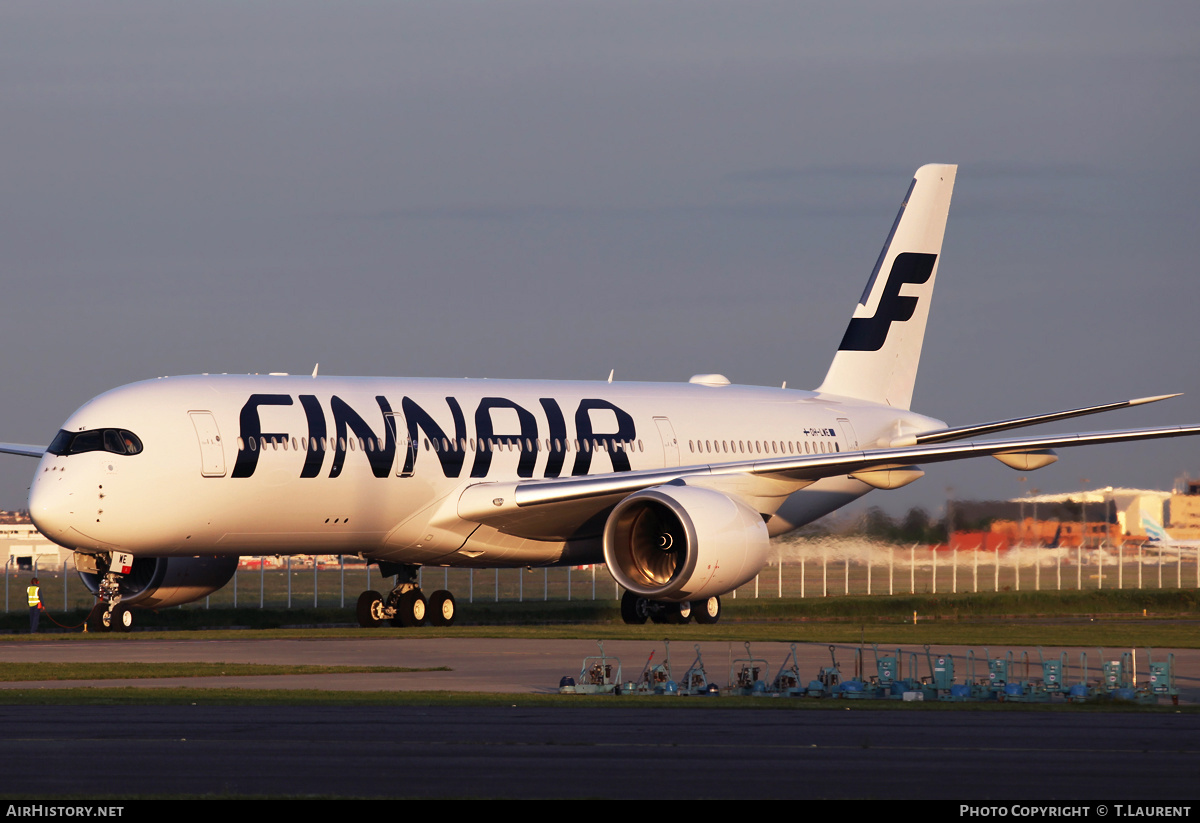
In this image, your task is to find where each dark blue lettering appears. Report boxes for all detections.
[471,398,538,478]
[571,399,636,476]
[400,397,466,478]
[232,394,293,478]
[539,398,567,478]
[329,396,396,479]
[298,395,326,478]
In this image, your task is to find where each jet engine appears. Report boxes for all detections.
[76,554,239,609]
[602,484,770,602]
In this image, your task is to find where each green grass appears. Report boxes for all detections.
[0,662,447,681]
[4,586,1197,631]
[3,588,1198,647]
[1,617,1196,648]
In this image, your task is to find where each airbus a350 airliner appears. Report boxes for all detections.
[3,164,1197,631]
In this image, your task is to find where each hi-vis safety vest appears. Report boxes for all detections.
[27,586,40,607]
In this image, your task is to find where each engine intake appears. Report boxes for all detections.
[77,555,238,609]
[603,485,769,602]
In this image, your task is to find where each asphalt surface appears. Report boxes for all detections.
[1,638,1198,798]
[0,638,1197,700]
[2,705,1197,799]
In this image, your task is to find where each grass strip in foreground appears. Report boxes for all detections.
[3,587,1198,635]
[0,662,448,681]
[3,621,1195,648]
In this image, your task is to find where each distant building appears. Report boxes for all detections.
[0,511,70,572]
[1167,475,1200,540]
[1010,488,1172,540]
[949,486,1182,548]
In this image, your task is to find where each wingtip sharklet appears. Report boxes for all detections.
[1129,393,1182,405]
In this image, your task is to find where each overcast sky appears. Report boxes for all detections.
[1,1,1197,518]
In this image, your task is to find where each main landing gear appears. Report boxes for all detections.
[356,563,457,628]
[620,591,721,625]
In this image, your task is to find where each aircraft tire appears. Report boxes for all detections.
[394,590,428,628]
[113,605,133,633]
[694,595,721,625]
[356,590,386,628]
[428,590,456,627]
[620,591,647,625]
[86,603,111,633]
[670,601,693,624]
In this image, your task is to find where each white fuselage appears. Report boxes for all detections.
[28,374,943,568]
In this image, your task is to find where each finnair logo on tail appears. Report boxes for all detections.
[838,252,937,352]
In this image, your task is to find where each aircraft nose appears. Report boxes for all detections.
[28,460,81,544]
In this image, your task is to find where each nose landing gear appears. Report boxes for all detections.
[87,602,133,633]
[82,553,134,633]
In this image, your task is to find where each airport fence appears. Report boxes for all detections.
[4,540,1198,612]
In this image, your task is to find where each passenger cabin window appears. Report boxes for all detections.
[48,428,144,457]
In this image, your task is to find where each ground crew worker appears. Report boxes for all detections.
[28,577,42,633]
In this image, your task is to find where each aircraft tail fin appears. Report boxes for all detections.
[1141,512,1171,543]
[817,163,957,409]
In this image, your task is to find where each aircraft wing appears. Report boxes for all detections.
[0,443,46,458]
[887,394,1181,446]
[458,423,1200,535]
[752,424,1200,482]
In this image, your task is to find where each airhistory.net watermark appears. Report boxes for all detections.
[6,808,123,818]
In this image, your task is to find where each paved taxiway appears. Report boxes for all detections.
[1,638,1198,700]
[2,704,1197,798]
[2,639,1197,798]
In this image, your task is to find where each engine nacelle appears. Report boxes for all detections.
[76,554,238,609]
[603,484,770,602]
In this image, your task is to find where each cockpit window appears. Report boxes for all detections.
[47,430,72,454]
[47,429,144,456]
[103,430,126,454]
[70,430,103,454]
[119,431,143,454]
